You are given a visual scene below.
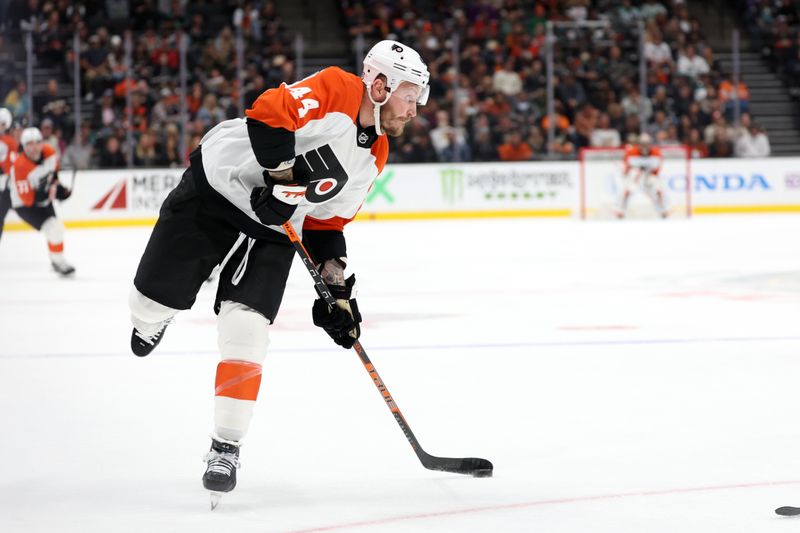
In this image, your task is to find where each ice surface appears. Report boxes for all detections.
[1,215,800,532]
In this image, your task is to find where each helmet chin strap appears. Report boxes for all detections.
[366,88,391,136]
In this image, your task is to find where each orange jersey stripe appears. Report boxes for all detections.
[371,135,389,175]
[214,360,263,401]
[303,215,353,232]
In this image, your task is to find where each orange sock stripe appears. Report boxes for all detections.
[215,360,262,401]
[48,242,64,253]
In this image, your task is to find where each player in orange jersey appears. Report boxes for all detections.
[617,133,669,218]
[0,108,18,241]
[10,126,74,275]
[127,40,430,505]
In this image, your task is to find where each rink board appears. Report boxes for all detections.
[4,157,800,230]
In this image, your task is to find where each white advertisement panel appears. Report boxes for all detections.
[678,157,800,211]
[5,157,800,230]
[5,167,185,228]
[359,161,577,218]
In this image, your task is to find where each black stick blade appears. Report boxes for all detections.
[776,506,800,516]
[422,455,494,477]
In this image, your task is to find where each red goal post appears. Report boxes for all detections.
[579,145,692,219]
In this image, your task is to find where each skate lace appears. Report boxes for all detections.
[134,318,174,345]
[204,450,241,475]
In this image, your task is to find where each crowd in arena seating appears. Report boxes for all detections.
[341,0,772,163]
[738,0,800,95]
[0,0,776,168]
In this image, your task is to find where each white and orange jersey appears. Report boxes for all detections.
[0,133,17,176]
[198,66,388,236]
[10,143,59,207]
[623,144,663,176]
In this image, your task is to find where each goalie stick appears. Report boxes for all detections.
[282,221,493,478]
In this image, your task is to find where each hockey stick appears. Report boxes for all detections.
[282,221,493,477]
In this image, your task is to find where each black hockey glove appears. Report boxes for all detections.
[250,170,308,226]
[54,183,71,200]
[312,274,362,349]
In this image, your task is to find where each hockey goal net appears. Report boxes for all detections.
[579,145,692,219]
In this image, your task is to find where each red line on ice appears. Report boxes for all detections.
[286,479,800,533]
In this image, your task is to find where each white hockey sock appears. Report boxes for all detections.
[213,301,270,442]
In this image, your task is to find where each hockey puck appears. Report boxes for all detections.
[472,468,493,478]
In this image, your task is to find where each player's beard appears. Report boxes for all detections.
[380,107,410,137]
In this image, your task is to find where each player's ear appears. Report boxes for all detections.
[371,76,388,102]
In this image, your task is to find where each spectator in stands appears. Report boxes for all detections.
[497,131,533,161]
[621,85,652,122]
[37,10,66,69]
[651,85,673,116]
[37,79,69,125]
[557,74,587,119]
[3,80,30,119]
[133,129,161,167]
[186,82,204,118]
[63,122,94,169]
[607,46,636,90]
[160,123,182,167]
[439,129,472,162]
[704,110,732,148]
[150,88,179,132]
[39,118,62,157]
[686,128,709,158]
[644,30,673,68]
[591,113,622,147]
[677,44,710,79]
[196,93,226,132]
[492,57,522,96]
[98,135,126,168]
[430,110,467,161]
[734,122,771,157]
[640,0,668,21]
[244,75,266,109]
[718,76,751,119]
[573,103,598,149]
[82,34,110,100]
[615,0,641,28]
[646,109,672,141]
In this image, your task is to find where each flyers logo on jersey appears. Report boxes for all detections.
[295,144,349,203]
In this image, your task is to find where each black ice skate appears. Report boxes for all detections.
[203,437,241,510]
[51,258,76,277]
[130,319,171,357]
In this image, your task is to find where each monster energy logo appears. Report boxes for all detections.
[440,168,464,204]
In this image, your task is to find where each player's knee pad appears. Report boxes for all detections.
[217,300,270,364]
[128,286,179,325]
[41,217,63,244]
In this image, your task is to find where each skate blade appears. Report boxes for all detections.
[209,491,223,510]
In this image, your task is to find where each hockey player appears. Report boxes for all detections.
[9,127,74,275]
[617,133,669,218]
[127,40,429,503]
[0,108,17,241]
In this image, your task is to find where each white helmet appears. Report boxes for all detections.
[21,127,43,145]
[362,39,430,135]
[0,108,12,130]
[639,132,653,145]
